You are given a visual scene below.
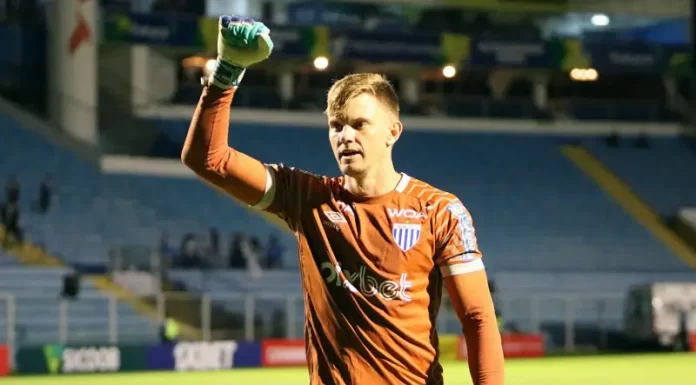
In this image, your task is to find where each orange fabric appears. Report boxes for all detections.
[444,271,504,385]
[181,86,268,206]
[182,86,504,384]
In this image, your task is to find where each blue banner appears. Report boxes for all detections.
[288,1,409,31]
[266,26,315,58]
[329,29,443,64]
[103,12,200,47]
[147,341,262,371]
[583,43,664,72]
[468,38,550,68]
[146,344,175,370]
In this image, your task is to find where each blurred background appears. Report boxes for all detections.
[0,0,695,378]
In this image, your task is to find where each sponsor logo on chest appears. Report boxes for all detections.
[387,208,427,219]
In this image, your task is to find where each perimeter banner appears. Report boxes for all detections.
[261,339,306,367]
[457,333,545,360]
[154,341,262,371]
[15,344,147,374]
[15,341,264,374]
[0,345,9,376]
[260,336,461,367]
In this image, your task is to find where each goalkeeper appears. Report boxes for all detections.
[183,16,505,385]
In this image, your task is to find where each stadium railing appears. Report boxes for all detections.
[0,290,625,354]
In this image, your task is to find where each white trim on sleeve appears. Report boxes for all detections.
[440,258,485,277]
[252,165,276,210]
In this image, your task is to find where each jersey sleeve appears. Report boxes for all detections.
[434,199,484,277]
[251,163,328,231]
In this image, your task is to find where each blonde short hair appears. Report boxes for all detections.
[326,73,399,118]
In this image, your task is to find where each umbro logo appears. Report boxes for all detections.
[322,211,346,231]
[324,211,346,223]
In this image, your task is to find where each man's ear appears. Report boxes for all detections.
[387,120,403,147]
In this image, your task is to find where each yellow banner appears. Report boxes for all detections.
[439,334,460,361]
[199,17,219,54]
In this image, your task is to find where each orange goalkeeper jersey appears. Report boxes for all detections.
[181,86,499,385]
[258,166,483,385]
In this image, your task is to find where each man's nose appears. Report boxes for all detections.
[339,124,357,141]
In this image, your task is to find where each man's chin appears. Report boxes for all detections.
[339,163,365,177]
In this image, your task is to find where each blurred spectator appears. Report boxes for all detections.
[242,236,263,279]
[159,317,179,343]
[1,198,22,249]
[249,236,263,256]
[634,133,649,149]
[266,234,285,269]
[37,172,53,214]
[196,232,209,264]
[5,175,19,204]
[209,227,220,255]
[201,227,220,266]
[178,232,204,268]
[228,232,246,269]
[605,132,620,148]
[159,231,176,262]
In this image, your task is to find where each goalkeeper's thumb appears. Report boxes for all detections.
[208,16,274,89]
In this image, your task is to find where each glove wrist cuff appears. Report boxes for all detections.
[208,59,246,89]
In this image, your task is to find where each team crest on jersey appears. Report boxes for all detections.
[392,223,421,251]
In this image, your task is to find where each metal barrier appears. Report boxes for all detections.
[0,290,627,354]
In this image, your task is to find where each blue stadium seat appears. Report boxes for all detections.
[2,112,692,273]
[0,267,158,346]
[157,120,693,273]
[586,137,696,216]
[1,112,694,338]
[0,114,290,269]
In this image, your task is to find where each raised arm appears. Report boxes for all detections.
[435,200,504,385]
[181,85,273,207]
[181,16,276,208]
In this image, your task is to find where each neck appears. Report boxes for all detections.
[344,163,401,197]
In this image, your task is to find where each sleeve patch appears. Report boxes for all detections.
[446,202,478,253]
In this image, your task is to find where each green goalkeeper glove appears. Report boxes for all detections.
[206,15,274,89]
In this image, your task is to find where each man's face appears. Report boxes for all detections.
[328,93,400,177]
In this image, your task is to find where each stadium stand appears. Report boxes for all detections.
[155,118,695,338]
[0,250,18,266]
[585,137,696,216]
[0,267,158,346]
[3,110,693,273]
[0,113,286,269]
[3,105,694,342]
[157,119,694,273]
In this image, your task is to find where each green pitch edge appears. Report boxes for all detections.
[561,145,696,271]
